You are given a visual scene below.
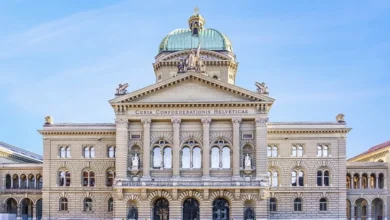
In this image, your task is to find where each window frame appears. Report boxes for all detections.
[59,198,68,211]
[270,198,277,212]
[319,198,327,211]
[294,198,302,211]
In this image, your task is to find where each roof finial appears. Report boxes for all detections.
[194,7,199,15]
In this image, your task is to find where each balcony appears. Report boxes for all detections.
[117,180,268,188]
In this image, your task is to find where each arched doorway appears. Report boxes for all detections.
[372,198,384,220]
[127,200,138,220]
[36,199,42,220]
[21,198,33,220]
[212,198,229,220]
[355,198,368,220]
[182,198,199,220]
[6,198,17,214]
[153,198,169,220]
[243,200,255,220]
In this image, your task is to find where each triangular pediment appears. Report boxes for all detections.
[110,72,274,105]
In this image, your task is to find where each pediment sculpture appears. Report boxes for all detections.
[115,83,128,96]
[255,82,269,95]
[177,43,206,73]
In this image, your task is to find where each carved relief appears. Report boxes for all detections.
[255,117,269,126]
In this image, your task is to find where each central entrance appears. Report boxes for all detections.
[153,198,169,220]
[212,198,229,220]
[183,198,200,220]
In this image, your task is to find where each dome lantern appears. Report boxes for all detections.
[188,7,205,35]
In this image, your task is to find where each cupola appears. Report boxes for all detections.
[188,7,205,35]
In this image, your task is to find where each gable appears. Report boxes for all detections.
[110,72,274,104]
[130,80,252,103]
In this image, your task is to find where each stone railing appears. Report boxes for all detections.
[2,188,42,193]
[118,180,268,187]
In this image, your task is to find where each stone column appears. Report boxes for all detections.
[376,174,379,189]
[10,177,13,189]
[172,118,181,178]
[351,204,355,220]
[255,117,269,180]
[232,117,242,180]
[141,118,151,180]
[115,118,129,181]
[201,118,211,180]
[367,205,372,220]
[359,173,362,189]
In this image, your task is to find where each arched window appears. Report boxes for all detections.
[28,174,35,189]
[353,174,360,189]
[346,174,351,189]
[5,174,11,189]
[152,140,171,169]
[267,146,272,157]
[270,198,277,212]
[108,146,115,158]
[163,147,172,169]
[59,198,68,211]
[66,147,71,158]
[294,198,302,211]
[37,175,43,189]
[297,145,303,157]
[370,173,376,188]
[213,75,219,79]
[82,170,95,187]
[183,198,200,220]
[59,170,70,187]
[108,198,113,212]
[60,147,66,158]
[106,170,115,187]
[84,146,95,158]
[362,174,368,188]
[6,198,17,214]
[12,174,19,189]
[317,171,323,186]
[181,140,202,169]
[211,139,231,169]
[378,159,384,162]
[292,170,304,186]
[211,147,220,168]
[270,145,278,157]
[20,174,27,189]
[317,144,330,157]
[84,198,93,211]
[268,170,278,187]
[292,146,297,157]
[324,170,330,186]
[379,173,384,189]
[212,198,229,220]
[153,198,169,220]
[319,198,327,211]
[21,198,33,219]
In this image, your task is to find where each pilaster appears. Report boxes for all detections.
[232,117,242,180]
[172,117,181,178]
[201,118,211,180]
[255,117,268,180]
[141,118,152,180]
[115,118,129,180]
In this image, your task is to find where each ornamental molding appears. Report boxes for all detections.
[178,190,204,203]
[311,160,336,174]
[255,117,269,126]
[209,132,233,146]
[201,117,212,125]
[179,132,203,145]
[148,190,173,205]
[38,130,115,136]
[209,190,234,203]
[129,139,143,148]
[290,160,309,171]
[241,194,259,202]
[150,132,173,145]
[158,50,232,62]
[267,128,351,134]
[124,194,141,202]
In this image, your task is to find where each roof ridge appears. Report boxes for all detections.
[348,140,390,161]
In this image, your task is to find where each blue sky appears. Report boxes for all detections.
[0,0,389,158]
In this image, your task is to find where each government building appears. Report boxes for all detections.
[0,10,388,220]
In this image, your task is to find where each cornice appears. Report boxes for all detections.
[0,151,42,164]
[153,60,238,72]
[38,130,116,136]
[267,128,351,134]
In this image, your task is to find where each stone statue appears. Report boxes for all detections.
[255,82,269,95]
[132,153,139,169]
[336,113,345,123]
[245,154,251,168]
[45,116,54,124]
[115,83,128,96]
[177,43,205,73]
[244,207,254,220]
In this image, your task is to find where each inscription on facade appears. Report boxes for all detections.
[134,109,250,115]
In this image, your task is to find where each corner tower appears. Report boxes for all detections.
[154,9,238,85]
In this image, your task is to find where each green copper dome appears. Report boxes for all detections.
[158,28,234,53]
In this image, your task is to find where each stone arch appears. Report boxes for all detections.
[150,133,173,145]
[105,193,113,201]
[291,192,305,202]
[290,160,308,171]
[316,192,331,200]
[80,192,95,202]
[180,132,203,144]
[352,198,368,206]
[209,190,235,204]
[209,132,233,146]
[268,160,282,172]
[3,197,18,205]
[312,160,336,174]
[125,194,141,203]
[56,192,69,200]
[148,190,173,205]
[19,197,35,205]
[241,194,259,203]
[369,197,386,206]
[178,190,203,204]
[180,137,203,148]
[129,139,143,148]
[99,161,115,174]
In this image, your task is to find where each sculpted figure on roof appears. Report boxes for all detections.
[177,43,206,74]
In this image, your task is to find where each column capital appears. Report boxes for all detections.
[201,117,212,125]
[232,117,242,124]
[255,117,269,126]
[141,118,151,127]
[171,117,182,125]
[115,118,128,126]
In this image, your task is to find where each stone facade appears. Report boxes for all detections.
[0,9,387,220]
